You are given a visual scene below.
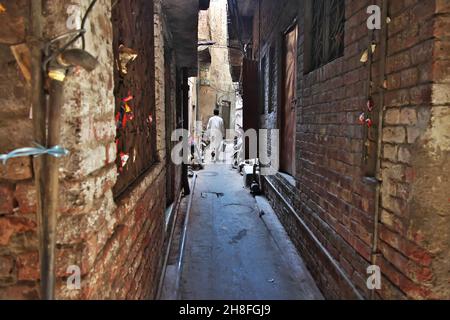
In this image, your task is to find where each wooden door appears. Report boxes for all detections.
[243,59,259,133]
[243,58,260,159]
[220,101,231,131]
[281,24,298,176]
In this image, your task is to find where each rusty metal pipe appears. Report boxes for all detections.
[30,0,98,300]
[41,51,97,298]
[40,51,97,298]
[41,80,64,300]
[29,0,51,300]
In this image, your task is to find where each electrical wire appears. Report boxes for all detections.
[64,0,98,51]
[43,0,98,71]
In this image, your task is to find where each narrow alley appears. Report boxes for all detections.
[162,164,322,300]
[0,0,449,303]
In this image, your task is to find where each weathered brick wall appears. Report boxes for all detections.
[377,0,450,299]
[255,0,450,299]
[0,0,40,299]
[1,0,180,299]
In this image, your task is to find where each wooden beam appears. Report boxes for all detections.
[11,43,32,84]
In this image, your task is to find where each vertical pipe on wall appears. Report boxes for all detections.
[371,0,389,300]
[29,0,48,300]
[181,68,191,195]
[196,55,200,140]
[41,80,64,300]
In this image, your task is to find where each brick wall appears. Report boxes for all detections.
[253,0,450,299]
[0,0,41,299]
[0,0,181,299]
[377,0,450,299]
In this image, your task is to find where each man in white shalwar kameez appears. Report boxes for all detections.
[207,109,225,162]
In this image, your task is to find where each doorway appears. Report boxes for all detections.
[280,23,298,176]
[220,100,231,131]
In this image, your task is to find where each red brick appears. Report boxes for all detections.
[381,210,407,235]
[435,0,450,13]
[411,40,434,66]
[387,52,411,74]
[400,68,419,88]
[400,108,418,125]
[433,14,450,37]
[385,89,410,107]
[0,157,33,181]
[14,182,36,214]
[0,255,14,278]
[380,225,433,267]
[56,247,83,278]
[383,127,406,144]
[432,58,450,83]
[0,283,39,300]
[410,84,432,105]
[378,256,435,300]
[16,251,39,281]
[385,109,401,125]
[0,184,15,214]
[0,216,36,246]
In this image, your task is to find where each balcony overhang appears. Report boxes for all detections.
[164,0,210,77]
[227,0,256,82]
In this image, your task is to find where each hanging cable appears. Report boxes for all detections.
[80,0,98,49]
[59,0,98,52]
[43,0,98,72]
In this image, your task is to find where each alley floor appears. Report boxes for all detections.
[168,164,323,300]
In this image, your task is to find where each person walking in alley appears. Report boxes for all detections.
[207,109,225,162]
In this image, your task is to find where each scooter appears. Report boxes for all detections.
[200,130,210,163]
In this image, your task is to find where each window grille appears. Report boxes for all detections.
[309,0,345,71]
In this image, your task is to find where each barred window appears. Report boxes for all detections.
[260,54,268,114]
[112,0,157,198]
[268,45,276,114]
[306,0,345,72]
